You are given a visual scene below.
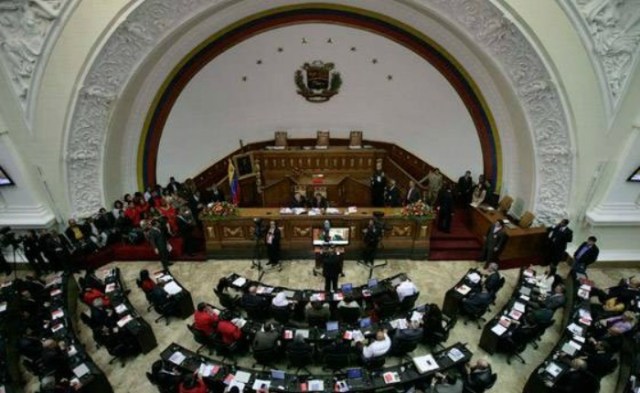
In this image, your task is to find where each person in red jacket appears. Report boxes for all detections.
[81,287,111,308]
[193,302,219,337]
[179,373,207,393]
[217,319,242,345]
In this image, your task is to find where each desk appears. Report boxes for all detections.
[202,207,432,260]
[160,341,472,392]
[469,206,547,261]
[441,269,483,317]
[153,269,195,319]
[102,268,157,354]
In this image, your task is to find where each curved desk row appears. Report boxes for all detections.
[160,341,472,392]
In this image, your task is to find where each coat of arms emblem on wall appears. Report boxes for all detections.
[294,60,342,103]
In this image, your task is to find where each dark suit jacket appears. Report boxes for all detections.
[405,187,421,205]
[462,292,492,315]
[547,225,573,261]
[311,197,328,209]
[266,227,281,249]
[485,224,507,254]
[484,272,501,293]
[385,186,401,207]
[574,242,599,266]
[322,252,341,279]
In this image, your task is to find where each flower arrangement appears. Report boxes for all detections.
[201,201,238,219]
[400,200,434,219]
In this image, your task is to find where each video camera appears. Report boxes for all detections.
[253,218,266,240]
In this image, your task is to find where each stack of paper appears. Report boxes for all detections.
[383,372,400,384]
[117,314,133,328]
[308,380,325,391]
[467,272,482,283]
[168,351,186,365]
[413,354,439,374]
[73,363,90,378]
[163,281,182,295]
[456,285,472,295]
[232,277,247,287]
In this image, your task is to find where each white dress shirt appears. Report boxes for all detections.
[362,333,391,359]
[396,280,418,302]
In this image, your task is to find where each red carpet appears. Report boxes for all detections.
[430,208,482,261]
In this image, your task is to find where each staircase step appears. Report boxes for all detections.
[430,250,480,261]
[430,239,481,250]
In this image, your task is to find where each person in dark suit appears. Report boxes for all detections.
[322,247,341,292]
[148,219,172,270]
[65,218,98,254]
[241,286,268,309]
[546,219,573,266]
[435,185,454,233]
[177,208,196,256]
[290,192,307,208]
[461,287,493,316]
[456,170,474,205]
[310,193,328,209]
[362,219,381,266]
[265,220,281,266]
[572,236,599,275]
[188,191,206,222]
[405,180,421,205]
[210,185,225,203]
[463,359,493,392]
[23,229,46,275]
[483,263,501,293]
[478,220,507,267]
[384,179,401,207]
[252,323,280,353]
[166,176,181,195]
[370,161,386,207]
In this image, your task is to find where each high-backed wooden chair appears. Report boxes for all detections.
[349,130,363,148]
[498,195,513,214]
[518,211,535,228]
[274,131,288,148]
[316,130,330,148]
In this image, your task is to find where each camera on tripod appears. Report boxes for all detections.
[253,218,266,240]
[0,226,22,249]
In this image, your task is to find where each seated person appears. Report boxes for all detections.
[310,192,328,209]
[601,296,626,315]
[553,358,595,393]
[64,218,98,254]
[150,360,181,391]
[392,319,423,348]
[288,332,314,356]
[583,338,616,377]
[592,276,640,306]
[423,304,446,336]
[193,302,219,337]
[359,328,391,360]
[215,277,241,301]
[241,286,268,310]
[337,295,361,310]
[532,265,558,295]
[461,287,492,316]
[216,318,243,345]
[593,311,637,339]
[463,359,493,391]
[396,277,419,302]
[138,269,156,293]
[179,373,207,393]
[290,192,307,208]
[428,372,463,393]
[148,282,179,314]
[252,323,280,353]
[483,263,501,293]
[40,339,70,379]
[531,284,566,311]
[81,286,111,308]
[305,301,330,324]
[271,292,292,308]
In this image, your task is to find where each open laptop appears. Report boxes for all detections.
[346,368,367,389]
[270,369,286,381]
[325,321,340,339]
[359,317,372,329]
[341,283,353,294]
[368,278,378,288]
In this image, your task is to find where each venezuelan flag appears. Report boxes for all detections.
[228,159,240,205]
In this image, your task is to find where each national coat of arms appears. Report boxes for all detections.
[294,60,342,103]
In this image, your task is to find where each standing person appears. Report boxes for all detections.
[265,220,281,266]
[210,185,225,203]
[572,236,599,275]
[478,220,507,268]
[405,180,421,205]
[423,168,444,205]
[148,219,173,270]
[362,219,381,266]
[322,246,341,292]
[384,179,401,207]
[177,207,196,256]
[436,185,454,233]
[456,170,474,205]
[370,160,386,207]
[23,229,46,275]
[546,219,573,266]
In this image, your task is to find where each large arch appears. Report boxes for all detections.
[64,0,573,224]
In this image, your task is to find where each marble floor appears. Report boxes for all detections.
[22,259,638,393]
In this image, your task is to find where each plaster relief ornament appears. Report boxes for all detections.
[295,60,342,102]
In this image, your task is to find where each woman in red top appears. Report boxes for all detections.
[138,269,156,293]
[217,319,242,345]
[81,287,111,307]
[124,201,141,227]
[157,199,177,234]
[179,374,207,393]
[193,302,219,337]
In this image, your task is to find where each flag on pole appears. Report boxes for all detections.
[228,159,240,205]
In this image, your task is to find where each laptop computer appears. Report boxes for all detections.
[346,368,367,389]
[368,278,378,288]
[325,321,340,339]
[271,369,286,381]
[295,329,310,339]
[359,317,372,329]
[341,283,353,293]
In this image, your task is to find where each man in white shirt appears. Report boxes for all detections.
[361,329,391,359]
[396,278,419,302]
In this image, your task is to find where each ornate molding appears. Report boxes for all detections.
[409,0,573,224]
[66,0,573,224]
[0,0,75,122]
[560,0,640,113]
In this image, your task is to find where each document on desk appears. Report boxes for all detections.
[513,301,526,313]
[256,286,274,294]
[228,381,245,392]
[410,311,424,322]
[115,304,128,314]
[567,322,584,337]
[308,379,325,391]
[232,277,247,287]
[72,363,90,378]
[234,370,252,383]
[0,302,8,313]
[168,351,186,365]
[163,281,182,295]
[198,363,219,377]
[390,318,408,330]
[491,323,508,336]
[467,272,481,284]
[455,284,472,295]
[447,347,465,362]
[413,354,439,374]
[117,314,133,328]
[105,283,116,293]
[252,379,271,391]
[545,362,563,377]
[383,371,401,384]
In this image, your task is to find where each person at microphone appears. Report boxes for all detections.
[265,220,281,266]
